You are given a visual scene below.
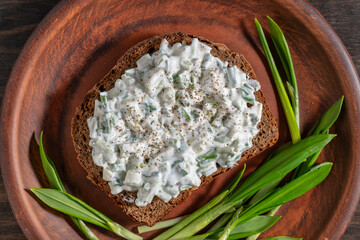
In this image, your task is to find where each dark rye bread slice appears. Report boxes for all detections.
[71,32,279,226]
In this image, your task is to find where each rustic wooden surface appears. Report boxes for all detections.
[0,0,359,239]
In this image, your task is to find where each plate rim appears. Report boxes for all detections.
[1,0,359,239]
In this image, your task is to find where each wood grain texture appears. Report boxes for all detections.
[0,1,60,239]
[0,0,359,239]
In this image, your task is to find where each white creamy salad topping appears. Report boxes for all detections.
[87,38,263,206]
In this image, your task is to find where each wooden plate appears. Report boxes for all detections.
[1,0,359,239]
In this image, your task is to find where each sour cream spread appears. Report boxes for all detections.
[87,38,263,206]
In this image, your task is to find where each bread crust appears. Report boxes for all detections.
[71,32,279,226]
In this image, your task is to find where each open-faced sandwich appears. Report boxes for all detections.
[71,32,279,226]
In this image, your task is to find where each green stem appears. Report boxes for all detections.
[72,217,99,240]
[107,221,142,240]
[255,18,300,144]
[172,232,212,240]
[219,207,243,240]
[138,215,188,234]
[169,202,235,239]
[153,190,229,240]
[208,212,233,232]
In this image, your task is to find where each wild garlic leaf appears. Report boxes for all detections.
[268,16,299,125]
[31,188,109,229]
[254,18,300,143]
[39,132,65,192]
[233,162,333,226]
[227,134,335,203]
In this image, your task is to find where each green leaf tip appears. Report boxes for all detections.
[226,164,246,194]
[267,16,278,26]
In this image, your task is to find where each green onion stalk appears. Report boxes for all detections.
[247,17,343,240]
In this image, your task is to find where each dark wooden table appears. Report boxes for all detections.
[0,0,359,239]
